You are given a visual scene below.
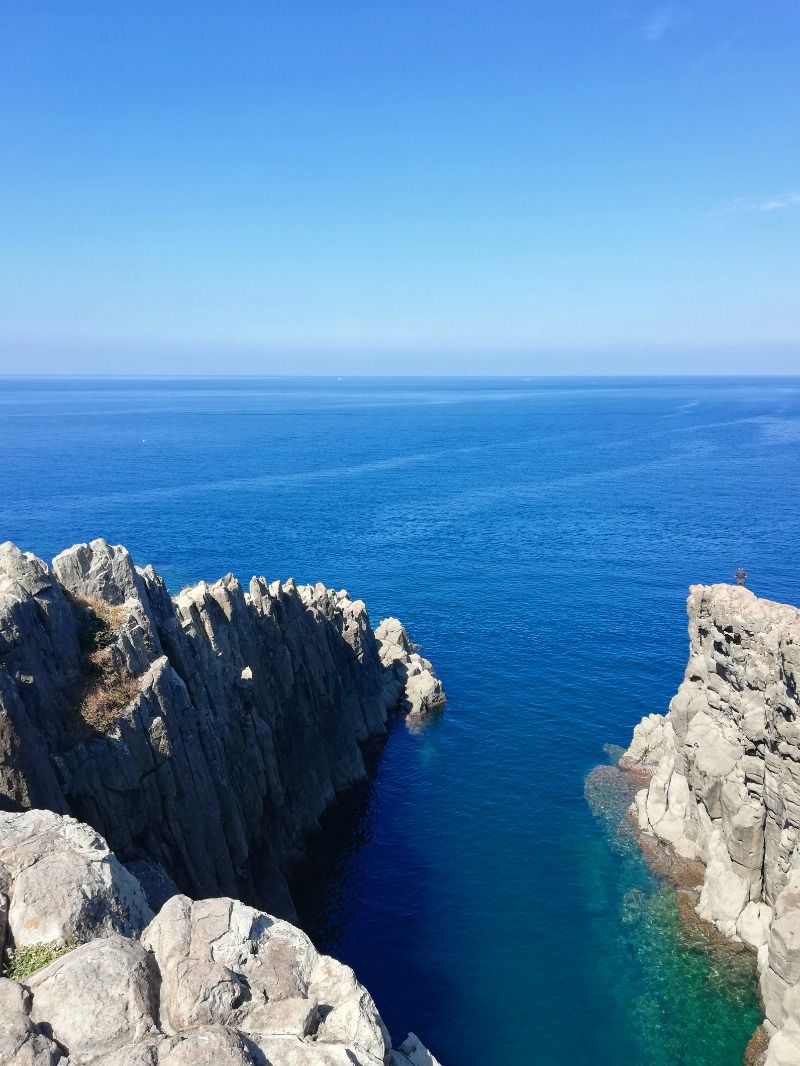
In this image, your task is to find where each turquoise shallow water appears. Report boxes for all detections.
[2,376,800,1065]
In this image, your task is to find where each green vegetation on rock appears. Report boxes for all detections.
[3,939,77,981]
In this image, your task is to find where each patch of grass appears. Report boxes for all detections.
[74,595,127,654]
[3,940,77,981]
[77,650,139,733]
[67,594,138,736]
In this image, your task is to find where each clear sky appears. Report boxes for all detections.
[1,1,799,375]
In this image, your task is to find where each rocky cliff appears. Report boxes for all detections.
[622,584,800,1065]
[0,807,442,1065]
[0,539,445,919]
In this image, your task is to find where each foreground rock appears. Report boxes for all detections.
[622,584,800,1064]
[0,539,444,918]
[0,809,442,1066]
[0,810,152,947]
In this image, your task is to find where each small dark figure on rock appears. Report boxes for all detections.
[734,566,747,586]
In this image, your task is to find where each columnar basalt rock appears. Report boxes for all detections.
[622,584,800,1064]
[0,539,445,919]
[0,809,442,1066]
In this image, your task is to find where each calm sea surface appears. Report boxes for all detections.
[3,376,800,1065]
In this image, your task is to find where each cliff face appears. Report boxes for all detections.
[623,584,800,1064]
[0,539,444,918]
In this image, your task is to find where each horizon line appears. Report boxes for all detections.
[2,372,800,381]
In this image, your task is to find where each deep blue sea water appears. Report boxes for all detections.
[2,376,800,1065]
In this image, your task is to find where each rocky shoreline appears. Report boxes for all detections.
[0,538,446,1064]
[621,583,800,1066]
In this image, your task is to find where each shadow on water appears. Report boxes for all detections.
[289,734,764,1065]
[288,719,464,1047]
[289,734,387,949]
[584,750,762,1066]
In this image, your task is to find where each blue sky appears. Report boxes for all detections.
[1,1,798,374]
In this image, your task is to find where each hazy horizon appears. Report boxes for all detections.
[2,2,798,376]
[3,367,800,379]
[2,344,800,378]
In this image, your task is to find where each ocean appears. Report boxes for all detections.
[2,376,800,1065]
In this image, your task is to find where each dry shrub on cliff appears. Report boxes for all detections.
[75,595,127,652]
[77,662,138,734]
[70,595,138,735]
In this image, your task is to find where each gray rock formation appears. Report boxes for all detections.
[0,809,152,948]
[0,809,442,1066]
[0,539,445,919]
[622,584,800,1064]
[374,620,445,722]
[0,975,64,1065]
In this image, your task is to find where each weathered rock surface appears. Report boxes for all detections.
[0,539,444,918]
[0,810,442,1066]
[622,584,800,1064]
[374,619,445,721]
[0,809,152,947]
[28,935,157,1061]
[391,1033,443,1066]
[0,975,65,1065]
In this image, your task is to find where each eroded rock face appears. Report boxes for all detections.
[0,809,152,947]
[0,543,79,813]
[622,584,800,1063]
[0,539,446,1063]
[0,811,443,1066]
[0,976,65,1065]
[374,619,445,722]
[141,894,391,1064]
[0,539,445,918]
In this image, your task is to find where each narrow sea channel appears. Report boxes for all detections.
[3,376,799,1064]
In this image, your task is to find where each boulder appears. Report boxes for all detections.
[621,713,669,768]
[27,936,157,1061]
[0,809,152,947]
[157,1027,262,1066]
[142,895,391,1064]
[697,859,750,938]
[737,902,773,950]
[0,977,65,1066]
[393,1033,444,1066]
